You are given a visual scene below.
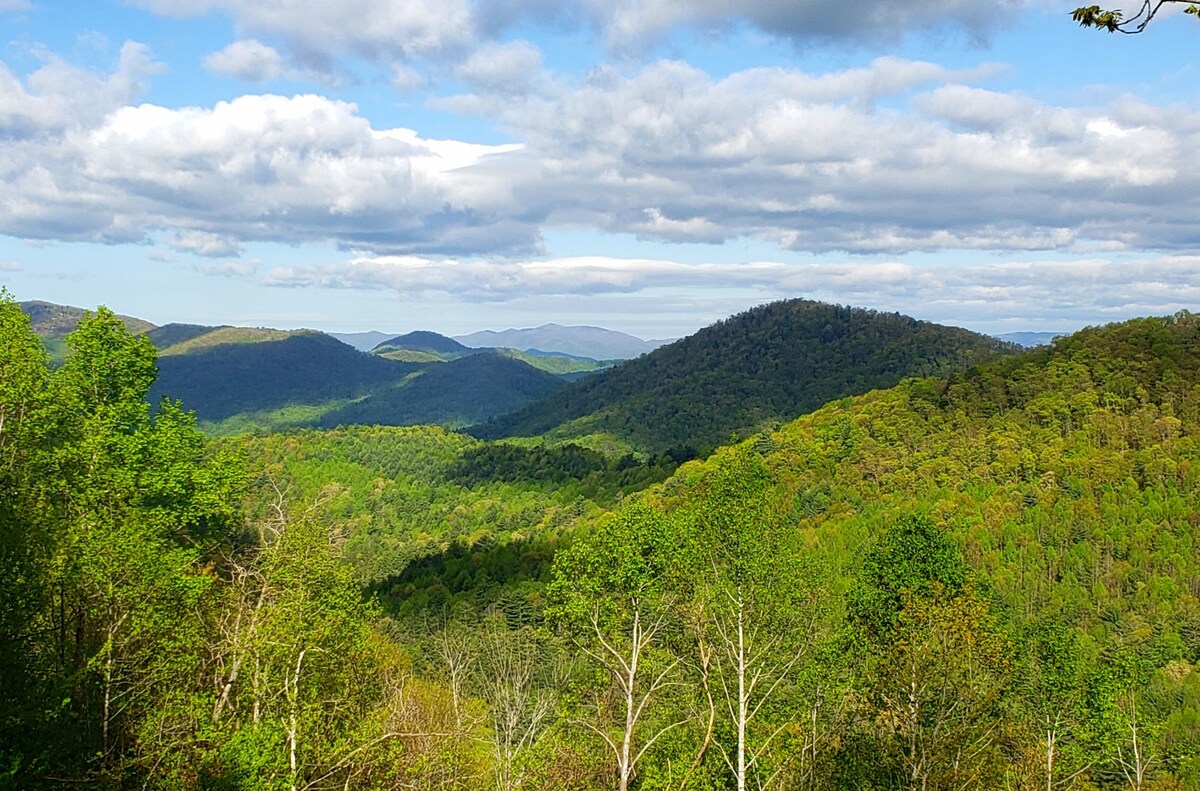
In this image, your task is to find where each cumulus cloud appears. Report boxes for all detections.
[453,57,1200,254]
[132,0,476,66]
[0,42,162,137]
[203,39,286,82]
[133,0,1034,65]
[0,76,534,253]
[2,48,1198,261]
[262,253,1200,329]
[456,40,544,95]
[169,230,243,257]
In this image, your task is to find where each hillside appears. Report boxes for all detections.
[372,330,472,356]
[521,310,1200,788]
[20,300,156,364]
[317,352,567,429]
[150,331,415,426]
[146,322,223,349]
[475,299,1017,455]
[156,325,296,355]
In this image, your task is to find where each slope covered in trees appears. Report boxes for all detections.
[535,310,1200,788]
[8,290,1200,790]
[149,335,574,435]
[476,299,1017,455]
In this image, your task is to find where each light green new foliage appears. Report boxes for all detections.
[0,291,56,778]
[675,450,832,791]
[548,503,688,791]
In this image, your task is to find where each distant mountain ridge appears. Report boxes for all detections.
[454,323,667,360]
[994,331,1062,347]
[327,330,394,351]
[18,300,573,435]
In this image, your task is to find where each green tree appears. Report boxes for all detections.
[1072,1,1199,33]
[680,452,831,791]
[547,503,689,791]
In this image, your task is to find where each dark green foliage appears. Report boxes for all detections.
[476,298,1016,454]
[445,442,677,497]
[318,352,566,429]
[371,330,472,355]
[152,331,413,421]
[146,322,224,349]
[849,513,969,643]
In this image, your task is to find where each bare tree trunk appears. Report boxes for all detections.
[288,647,306,791]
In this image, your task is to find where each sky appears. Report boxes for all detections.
[0,0,1198,340]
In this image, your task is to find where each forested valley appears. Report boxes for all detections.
[4,290,1200,790]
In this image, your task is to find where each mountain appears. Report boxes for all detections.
[994,330,1062,347]
[19,300,155,337]
[454,323,665,360]
[316,352,567,429]
[327,330,394,351]
[147,323,224,350]
[150,331,415,424]
[474,299,1018,455]
[565,311,1200,786]
[372,330,472,356]
[20,300,156,364]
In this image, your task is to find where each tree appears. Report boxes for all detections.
[1072,1,1199,33]
[1015,622,1094,791]
[547,503,689,791]
[680,452,831,791]
[873,587,1012,790]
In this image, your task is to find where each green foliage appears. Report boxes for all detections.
[1073,0,1199,33]
[477,298,1016,455]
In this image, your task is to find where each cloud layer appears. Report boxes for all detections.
[262,253,1200,329]
[2,45,1196,259]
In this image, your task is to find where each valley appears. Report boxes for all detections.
[4,292,1199,789]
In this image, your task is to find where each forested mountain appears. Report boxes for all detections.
[20,300,156,363]
[535,310,1200,789]
[146,322,225,349]
[150,331,418,427]
[314,352,568,429]
[455,322,666,359]
[9,289,1200,790]
[372,330,473,356]
[476,299,1017,455]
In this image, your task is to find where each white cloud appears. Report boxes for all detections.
[261,253,1200,329]
[132,0,476,66]
[203,39,286,82]
[1,48,1198,263]
[455,58,1200,254]
[0,0,32,10]
[0,79,534,253]
[0,41,162,136]
[456,40,543,95]
[0,261,22,271]
[169,230,243,257]
[128,0,1035,77]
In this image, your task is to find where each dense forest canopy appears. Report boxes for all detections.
[4,289,1200,789]
[476,299,1016,456]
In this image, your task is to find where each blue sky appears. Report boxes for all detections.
[1,0,1197,339]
